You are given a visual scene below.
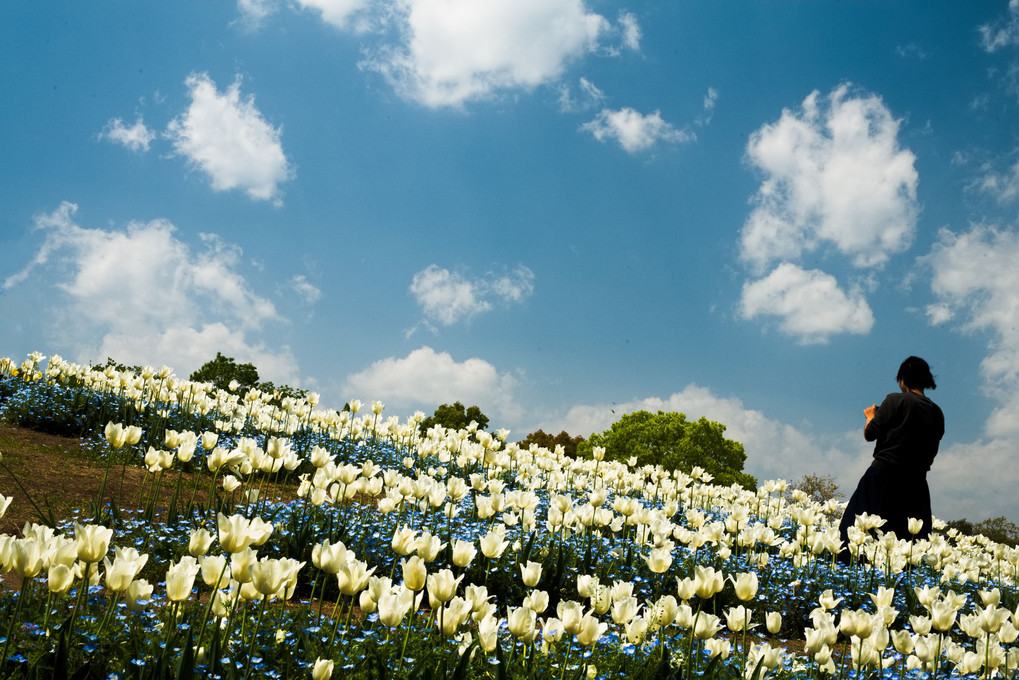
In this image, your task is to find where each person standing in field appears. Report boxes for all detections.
[838,356,945,563]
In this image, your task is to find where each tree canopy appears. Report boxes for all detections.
[577,410,756,489]
[188,352,306,402]
[518,429,585,458]
[418,401,490,434]
[789,473,842,504]
[189,352,260,394]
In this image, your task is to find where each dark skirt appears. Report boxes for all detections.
[837,463,932,562]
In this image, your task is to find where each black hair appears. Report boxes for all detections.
[896,356,936,391]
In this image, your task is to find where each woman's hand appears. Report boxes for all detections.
[863,404,878,438]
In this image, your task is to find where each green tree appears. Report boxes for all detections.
[189,352,260,393]
[973,516,1019,547]
[578,410,756,489]
[518,429,585,458]
[419,401,490,434]
[789,473,842,504]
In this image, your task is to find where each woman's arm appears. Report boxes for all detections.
[863,403,878,439]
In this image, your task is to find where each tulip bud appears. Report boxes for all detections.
[47,563,75,594]
[312,658,334,680]
[520,560,543,587]
[731,572,758,601]
[401,556,427,592]
[189,528,215,557]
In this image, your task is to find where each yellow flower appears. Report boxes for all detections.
[250,557,288,597]
[165,556,200,602]
[451,539,477,568]
[693,565,725,599]
[575,611,608,647]
[217,512,256,554]
[377,587,414,628]
[311,658,334,680]
[188,528,215,557]
[337,559,376,598]
[47,563,75,594]
[519,560,542,587]
[125,579,154,612]
[644,547,672,574]
[104,422,128,448]
[74,522,113,563]
[426,568,462,607]
[731,572,758,601]
[401,556,427,592]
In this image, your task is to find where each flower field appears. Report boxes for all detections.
[1,351,1018,679]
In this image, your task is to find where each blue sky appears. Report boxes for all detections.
[3,1,1019,522]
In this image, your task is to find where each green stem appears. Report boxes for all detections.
[0,577,32,664]
[196,560,230,645]
[243,597,270,680]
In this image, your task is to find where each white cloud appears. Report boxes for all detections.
[166,72,293,204]
[489,265,535,302]
[99,117,156,153]
[343,346,522,423]
[696,87,719,126]
[740,84,919,272]
[928,438,1019,522]
[980,0,1019,53]
[617,11,641,52]
[294,0,370,31]
[557,77,605,113]
[410,266,490,325]
[911,223,1019,520]
[3,202,299,383]
[977,159,1019,203]
[409,264,534,326]
[581,108,693,153]
[289,275,322,305]
[360,0,609,108]
[739,263,874,344]
[235,0,278,28]
[925,225,1019,437]
[895,43,927,60]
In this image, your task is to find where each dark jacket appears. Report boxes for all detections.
[865,391,944,473]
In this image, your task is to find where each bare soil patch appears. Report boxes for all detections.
[0,423,111,535]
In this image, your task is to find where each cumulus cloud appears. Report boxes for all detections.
[910,223,1019,520]
[927,438,1019,523]
[739,263,874,344]
[409,264,534,326]
[980,0,1019,53]
[235,0,278,28]
[343,346,522,423]
[99,117,156,153]
[166,72,293,204]
[740,84,919,272]
[581,108,693,153]
[925,225,1019,437]
[360,0,609,108]
[294,0,370,31]
[2,202,299,383]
